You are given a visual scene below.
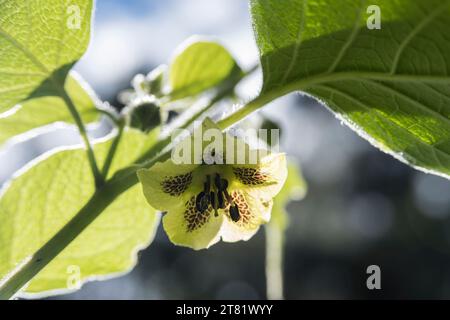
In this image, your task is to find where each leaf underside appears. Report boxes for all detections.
[0,0,93,114]
[0,72,99,148]
[251,0,450,179]
[169,39,241,100]
[0,129,160,297]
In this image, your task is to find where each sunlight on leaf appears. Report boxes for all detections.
[0,0,93,114]
[168,38,242,100]
[0,129,160,297]
[0,72,100,148]
[251,0,450,179]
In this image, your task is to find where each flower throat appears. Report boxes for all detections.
[195,174,240,222]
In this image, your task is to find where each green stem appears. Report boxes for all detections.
[101,122,125,177]
[140,64,260,166]
[2,65,437,299]
[0,159,152,299]
[165,63,259,133]
[0,65,267,300]
[217,92,276,130]
[0,93,271,300]
[60,89,104,187]
[218,69,449,130]
[265,222,285,300]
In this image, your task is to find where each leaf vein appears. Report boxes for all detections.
[280,0,308,84]
[312,83,450,162]
[363,79,450,125]
[390,0,450,74]
[327,0,366,73]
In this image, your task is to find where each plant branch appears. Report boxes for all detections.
[0,95,258,299]
[0,161,150,299]
[60,89,104,187]
[101,121,125,178]
[139,64,260,166]
[0,64,267,300]
[164,63,259,135]
[2,60,443,299]
[265,221,285,300]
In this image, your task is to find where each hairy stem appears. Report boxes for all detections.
[0,159,152,299]
[164,64,259,135]
[265,222,285,300]
[217,93,274,130]
[0,65,271,300]
[0,96,264,298]
[0,92,271,300]
[60,89,104,187]
[101,122,125,177]
[2,62,439,298]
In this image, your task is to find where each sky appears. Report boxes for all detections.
[75,0,259,98]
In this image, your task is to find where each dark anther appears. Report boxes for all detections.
[220,178,228,190]
[195,191,209,213]
[229,205,240,222]
[211,191,219,217]
[204,175,211,193]
[214,174,222,190]
[210,191,216,208]
[218,191,226,209]
[214,174,228,191]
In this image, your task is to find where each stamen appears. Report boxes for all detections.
[214,174,228,190]
[220,178,228,190]
[229,205,240,222]
[212,192,219,217]
[223,189,233,205]
[195,191,209,213]
[210,191,215,208]
[204,175,211,193]
[214,174,222,190]
[217,191,225,209]
[222,188,240,222]
[209,191,219,217]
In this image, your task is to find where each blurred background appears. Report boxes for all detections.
[2,0,450,299]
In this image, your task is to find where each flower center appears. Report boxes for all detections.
[195,173,241,222]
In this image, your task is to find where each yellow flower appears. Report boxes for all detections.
[137,119,287,250]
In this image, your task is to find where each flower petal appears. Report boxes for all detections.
[219,190,273,242]
[137,160,200,211]
[231,152,287,201]
[163,195,224,250]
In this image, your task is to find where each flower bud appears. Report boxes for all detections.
[126,101,161,133]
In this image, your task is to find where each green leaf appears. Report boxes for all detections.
[251,0,450,179]
[0,72,99,147]
[168,38,241,100]
[0,0,93,114]
[0,129,160,297]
